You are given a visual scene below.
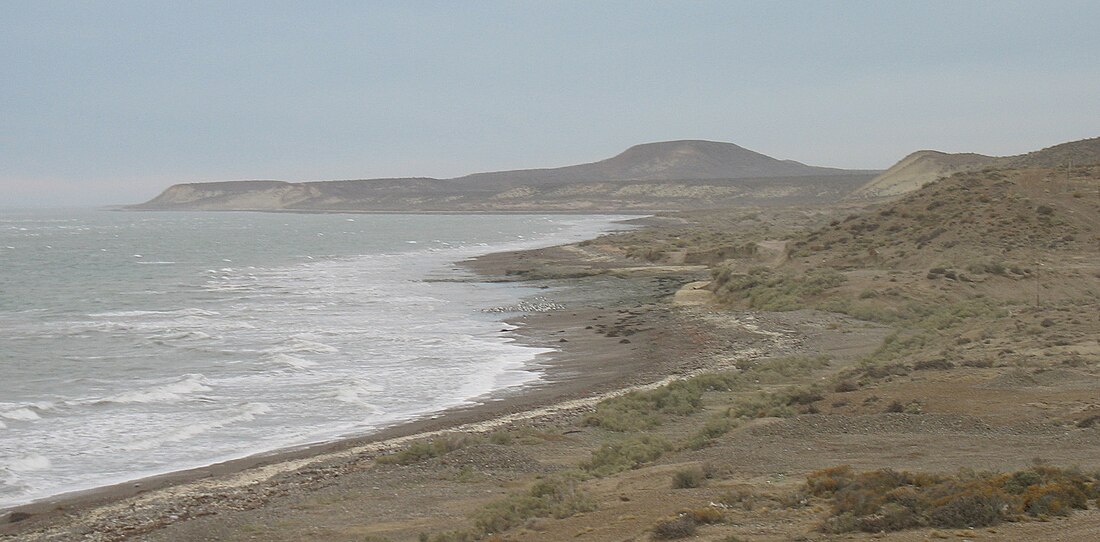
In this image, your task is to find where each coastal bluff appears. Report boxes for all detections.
[131,140,877,212]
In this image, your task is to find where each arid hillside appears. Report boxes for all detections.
[853,136,1100,199]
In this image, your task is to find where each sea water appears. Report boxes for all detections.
[0,209,631,508]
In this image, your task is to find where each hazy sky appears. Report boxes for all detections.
[3,1,1099,207]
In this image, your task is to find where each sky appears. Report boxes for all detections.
[2,1,1099,207]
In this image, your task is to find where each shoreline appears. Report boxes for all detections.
[1,238,711,539]
[0,213,639,513]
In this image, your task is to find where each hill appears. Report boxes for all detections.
[853,136,1100,199]
[454,140,857,187]
[130,140,875,212]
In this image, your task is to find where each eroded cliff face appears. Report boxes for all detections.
[852,136,1100,200]
[139,181,294,209]
[131,175,876,212]
[853,151,1000,199]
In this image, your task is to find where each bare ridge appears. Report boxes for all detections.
[854,136,1100,199]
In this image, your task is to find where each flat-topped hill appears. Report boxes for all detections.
[130,140,875,212]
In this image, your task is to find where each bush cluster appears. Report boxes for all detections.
[377,435,474,465]
[808,465,1100,533]
[472,476,596,535]
[582,434,672,477]
[651,507,725,539]
[711,266,846,310]
[584,373,739,431]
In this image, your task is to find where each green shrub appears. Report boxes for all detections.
[582,434,671,477]
[377,435,473,465]
[742,355,831,383]
[711,267,846,310]
[684,415,738,450]
[472,476,595,535]
[584,373,739,431]
[728,391,798,419]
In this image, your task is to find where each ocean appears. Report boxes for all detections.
[0,209,631,509]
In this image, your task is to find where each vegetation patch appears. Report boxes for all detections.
[807,465,1100,533]
[472,476,596,535]
[671,466,707,489]
[582,434,672,477]
[711,266,846,310]
[377,435,476,465]
[584,373,739,431]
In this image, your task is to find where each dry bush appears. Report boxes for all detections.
[683,506,724,524]
[671,467,706,489]
[809,465,1100,533]
[651,515,697,539]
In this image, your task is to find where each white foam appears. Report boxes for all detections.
[333,380,384,410]
[99,374,212,405]
[90,308,220,318]
[269,353,318,370]
[276,338,339,354]
[6,454,51,472]
[1,407,40,421]
[154,330,213,341]
[120,403,272,451]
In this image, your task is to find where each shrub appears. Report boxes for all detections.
[584,373,739,432]
[926,491,1009,528]
[809,465,1100,533]
[718,487,759,510]
[488,431,513,445]
[683,506,724,524]
[834,379,859,392]
[651,516,697,539]
[582,434,671,477]
[377,435,473,465]
[684,415,738,450]
[419,531,475,542]
[711,267,846,310]
[742,356,831,383]
[671,467,706,489]
[472,476,595,535]
[728,392,796,419]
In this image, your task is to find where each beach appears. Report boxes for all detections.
[0,237,735,540]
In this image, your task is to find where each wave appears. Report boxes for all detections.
[267,353,318,370]
[119,403,271,451]
[333,380,383,411]
[95,374,212,405]
[3,454,51,473]
[152,330,214,342]
[0,402,55,422]
[90,308,221,318]
[273,338,339,354]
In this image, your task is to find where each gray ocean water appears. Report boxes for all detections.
[0,209,630,508]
